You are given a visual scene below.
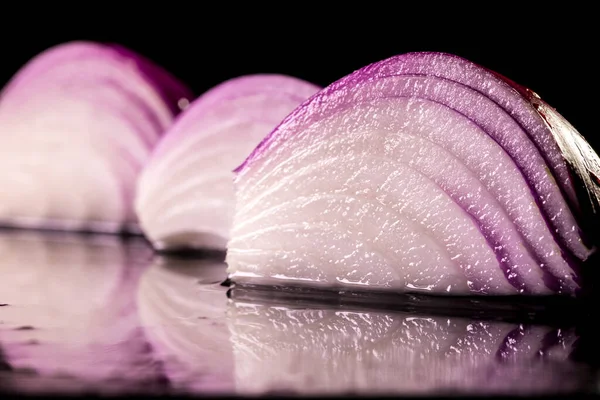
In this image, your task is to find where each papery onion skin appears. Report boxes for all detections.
[0,41,193,234]
[134,74,320,251]
[489,70,600,246]
[227,52,598,297]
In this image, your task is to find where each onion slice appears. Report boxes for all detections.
[227,52,599,296]
[0,41,192,234]
[135,74,320,251]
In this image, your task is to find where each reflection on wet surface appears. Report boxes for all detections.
[137,255,233,393]
[0,230,597,395]
[0,231,167,394]
[229,294,590,395]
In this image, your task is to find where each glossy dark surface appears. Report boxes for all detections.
[0,230,597,396]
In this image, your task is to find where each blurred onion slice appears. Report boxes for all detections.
[135,74,320,251]
[0,41,192,234]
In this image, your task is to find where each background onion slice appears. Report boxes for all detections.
[0,95,141,229]
[0,41,192,233]
[227,52,597,296]
[138,94,304,206]
[135,74,320,251]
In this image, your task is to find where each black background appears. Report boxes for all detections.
[0,6,596,150]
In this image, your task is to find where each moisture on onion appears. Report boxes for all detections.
[135,74,320,251]
[226,52,600,297]
[0,41,192,234]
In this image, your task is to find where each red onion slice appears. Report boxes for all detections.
[135,74,320,251]
[227,52,598,296]
[234,95,578,293]
[0,41,192,234]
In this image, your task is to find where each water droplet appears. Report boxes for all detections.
[177,98,190,110]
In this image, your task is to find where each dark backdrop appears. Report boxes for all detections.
[0,6,596,150]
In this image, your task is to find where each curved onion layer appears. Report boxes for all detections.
[0,41,192,234]
[135,74,320,251]
[227,298,588,395]
[136,256,234,393]
[227,52,599,297]
[0,232,165,393]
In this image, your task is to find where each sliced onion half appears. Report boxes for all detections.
[227,52,599,296]
[135,74,320,251]
[0,41,193,234]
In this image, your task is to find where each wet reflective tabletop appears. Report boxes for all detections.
[0,230,598,396]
